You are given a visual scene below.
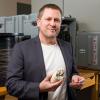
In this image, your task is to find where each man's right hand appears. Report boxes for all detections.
[39,74,63,92]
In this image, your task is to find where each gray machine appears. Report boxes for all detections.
[76,32,100,70]
[0,13,38,38]
[58,17,77,58]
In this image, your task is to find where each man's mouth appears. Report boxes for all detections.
[50,29,56,32]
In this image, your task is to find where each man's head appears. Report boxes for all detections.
[37,4,62,19]
[37,4,62,44]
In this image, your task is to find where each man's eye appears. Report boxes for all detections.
[46,18,51,21]
[55,19,60,22]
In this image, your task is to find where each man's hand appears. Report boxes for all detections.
[69,75,85,89]
[39,74,63,92]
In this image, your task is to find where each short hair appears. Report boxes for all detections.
[37,4,62,18]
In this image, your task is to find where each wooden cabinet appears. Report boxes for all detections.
[0,87,7,96]
[76,68,100,100]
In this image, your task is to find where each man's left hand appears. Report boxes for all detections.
[69,75,85,89]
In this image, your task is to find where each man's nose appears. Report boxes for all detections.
[50,20,56,26]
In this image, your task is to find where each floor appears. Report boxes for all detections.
[5,95,17,100]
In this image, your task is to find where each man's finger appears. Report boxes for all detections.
[44,74,52,81]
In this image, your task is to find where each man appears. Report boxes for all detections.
[6,4,84,100]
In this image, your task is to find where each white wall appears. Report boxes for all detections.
[0,0,31,16]
[31,0,63,13]
[31,0,100,32]
[64,0,100,32]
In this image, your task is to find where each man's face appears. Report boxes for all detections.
[37,8,62,39]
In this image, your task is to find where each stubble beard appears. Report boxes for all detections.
[45,31,59,39]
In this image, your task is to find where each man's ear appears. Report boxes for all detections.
[37,18,41,27]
